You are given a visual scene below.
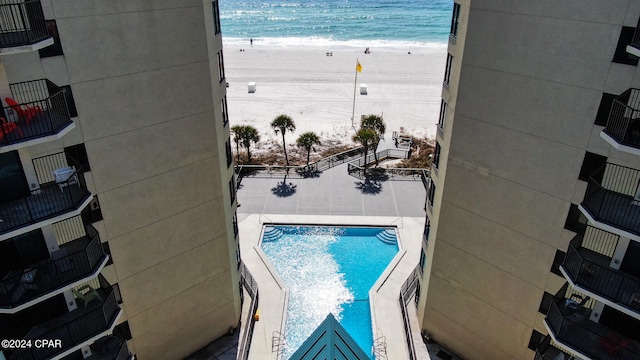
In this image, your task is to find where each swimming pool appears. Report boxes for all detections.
[261,225,399,359]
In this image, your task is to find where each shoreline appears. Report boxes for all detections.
[224,42,446,155]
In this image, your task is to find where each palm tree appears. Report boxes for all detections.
[241,125,260,163]
[361,114,386,166]
[271,114,296,166]
[352,128,377,170]
[296,132,321,166]
[231,125,245,162]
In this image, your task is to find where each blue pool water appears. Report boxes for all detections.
[261,226,398,359]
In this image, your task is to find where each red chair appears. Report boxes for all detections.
[0,117,23,142]
[5,97,42,125]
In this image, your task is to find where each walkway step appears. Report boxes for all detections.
[262,226,284,242]
[376,229,397,245]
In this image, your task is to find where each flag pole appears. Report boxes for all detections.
[351,59,359,129]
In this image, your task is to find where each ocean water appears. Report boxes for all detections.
[220,0,452,48]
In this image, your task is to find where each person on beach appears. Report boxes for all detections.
[250,38,253,46]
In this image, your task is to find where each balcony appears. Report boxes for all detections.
[601,89,640,155]
[561,226,640,318]
[545,292,640,360]
[0,153,92,239]
[579,163,640,239]
[61,336,133,360]
[0,79,74,151]
[7,276,122,360]
[0,0,53,54]
[0,224,107,313]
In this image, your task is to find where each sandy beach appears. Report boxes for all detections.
[223,43,447,152]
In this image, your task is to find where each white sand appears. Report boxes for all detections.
[223,42,447,150]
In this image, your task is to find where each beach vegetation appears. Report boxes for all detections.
[360,114,386,166]
[271,114,296,166]
[232,125,260,163]
[296,131,321,166]
[352,128,377,170]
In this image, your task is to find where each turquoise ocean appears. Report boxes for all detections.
[220,0,452,48]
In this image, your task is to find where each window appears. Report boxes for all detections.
[595,93,616,126]
[113,322,132,340]
[423,218,430,244]
[217,51,226,83]
[550,249,566,276]
[229,177,236,205]
[612,26,639,66]
[578,152,607,181]
[564,203,586,232]
[450,3,461,37]
[443,53,453,86]
[414,282,421,307]
[538,291,553,315]
[528,330,545,351]
[225,138,233,168]
[233,212,239,238]
[64,143,89,171]
[222,96,229,126]
[81,197,103,224]
[433,142,441,169]
[427,181,436,208]
[102,241,113,266]
[39,20,63,58]
[112,283,123,304]
[60,85,78,118]
[419,248,427,274]
[438,100,447,132]
[212,1,221,35]
[236,244,241,269]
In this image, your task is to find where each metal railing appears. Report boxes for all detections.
[238,263,259,360]
[0,153,90,235]
[9,276,120,360]
[562,227,640,313]
[545,287,640,360]
[533,335,571,360]
[0,0,49,49]
[604,88,640,149]
[398,265,421,360]
[235,146,365,186]
[346,148,424,181]
[581,162,640,236]
[1,79,72,146]
[0,223,105,308]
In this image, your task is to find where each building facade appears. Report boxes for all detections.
[0,1,241,359]
[417,1,640,359]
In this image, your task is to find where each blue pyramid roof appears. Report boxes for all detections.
[290,313,370,360]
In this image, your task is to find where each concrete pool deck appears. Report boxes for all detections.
[238,214,429,359]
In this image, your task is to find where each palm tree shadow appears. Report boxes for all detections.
[355,178,383,194]
[271,175,297,197]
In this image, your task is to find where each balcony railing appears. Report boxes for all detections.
[0,153,91,236]
[581,163,640,236]
[8,276,120,360]
[546,295,640,360]
[0,79,73,146]
[603,88,640,150]
[562,226,640,314]
[0,1,49,49]
[0,224,106,310]
[533,335,570,360]
[631,18,640,55]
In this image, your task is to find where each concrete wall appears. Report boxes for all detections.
[418,1,640,359]
[2,1,240,359]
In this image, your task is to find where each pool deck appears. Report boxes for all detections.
[236,154,431,359]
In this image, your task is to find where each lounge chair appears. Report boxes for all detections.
[5,97,42,125]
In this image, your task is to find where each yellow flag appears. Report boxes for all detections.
[356,60,362,73]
